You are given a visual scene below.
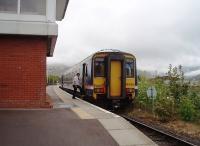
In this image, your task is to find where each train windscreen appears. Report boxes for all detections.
[94,58,105,77]
[126,59,134,77]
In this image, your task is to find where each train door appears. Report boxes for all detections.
[106,54,126,99]
[82,63,87,91]
[110,61,122,97]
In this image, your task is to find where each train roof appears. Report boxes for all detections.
[80,49,135,63]
[94,49,135,57]
[97,49,122,53]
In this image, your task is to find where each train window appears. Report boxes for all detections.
[94,58,105,77]
[126,59,134,77]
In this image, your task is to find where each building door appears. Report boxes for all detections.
[110,61,122,97]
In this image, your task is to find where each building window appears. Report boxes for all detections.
[20,0,46,15]
[0,0,18,13]
[0,0,46,15]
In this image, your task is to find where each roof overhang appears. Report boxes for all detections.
[47,36,57,57]
[56,0,69,21]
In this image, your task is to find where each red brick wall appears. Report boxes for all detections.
[0,35,49,108]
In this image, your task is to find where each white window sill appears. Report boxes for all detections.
[0,13,48,22]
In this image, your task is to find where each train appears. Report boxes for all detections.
[60,49,138,107]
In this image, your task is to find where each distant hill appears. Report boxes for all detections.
[137,70,155,78]
[47,63,69,76]
[183,66,200,73]
[194,75,200,80]
[187,74,200,81]
[184,66,200,81]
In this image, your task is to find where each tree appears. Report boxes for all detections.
[167,64,189,105]
[47,75,60,85]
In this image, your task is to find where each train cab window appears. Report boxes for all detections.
[126,59,134,77]
[94,58,105,77]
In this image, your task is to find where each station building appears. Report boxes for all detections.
[0,0,69,108]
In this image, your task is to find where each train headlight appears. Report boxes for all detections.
[94,88,104,93]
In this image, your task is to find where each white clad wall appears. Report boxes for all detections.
[0,0,68,56]
[0,0,58,36]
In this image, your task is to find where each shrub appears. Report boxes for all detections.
[193,96,200,121]
[154,97,175,122]
[179,97,196,121]
[154,78,168,99]
[189,92,200,110]
[136,76,151,109]
[167,64,189,106]
[47,75,60,85]
[188,90,200,121]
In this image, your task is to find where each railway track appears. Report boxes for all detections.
[121,115,198,146]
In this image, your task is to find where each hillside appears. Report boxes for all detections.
[183,66,200,73]
[47,63,69,76]
[184,66,200,80]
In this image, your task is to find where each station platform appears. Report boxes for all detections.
[0,86,157,146]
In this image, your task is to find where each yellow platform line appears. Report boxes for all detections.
[71,107,94,119]
[53,86,94,119]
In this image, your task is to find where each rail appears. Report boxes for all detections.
[122,115,198,146]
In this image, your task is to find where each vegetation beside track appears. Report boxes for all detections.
[136,64,200,122]
[47,75,60,85]
[129,64,200,142]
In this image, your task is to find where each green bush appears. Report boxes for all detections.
[188,92,200,121]
[167,65,189,106]
[136,77,149,107]
[47,75,60,85]
[193,97,200,121]
[179,97,196,121]
[154,97,175,122]
[135,65,200,123]
[154,78,168,99]
[189,92,200,110]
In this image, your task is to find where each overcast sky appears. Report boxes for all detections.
[47,0,200,71]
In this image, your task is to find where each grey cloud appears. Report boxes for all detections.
[48,0,200,71]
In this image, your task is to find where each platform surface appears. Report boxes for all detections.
[0,86,157,146]
[49,86,157,146]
